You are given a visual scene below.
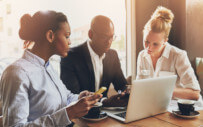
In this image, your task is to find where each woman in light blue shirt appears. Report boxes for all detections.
[0,11,102,127]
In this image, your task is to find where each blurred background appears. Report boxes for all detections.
[0,0,127,76]
[0,0,203,80]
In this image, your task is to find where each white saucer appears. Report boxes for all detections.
[82,112,108,122]
[172,110,200,119]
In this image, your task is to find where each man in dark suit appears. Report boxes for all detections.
[61,15,128,106]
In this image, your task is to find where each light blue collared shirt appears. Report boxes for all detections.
[0,50,78,127]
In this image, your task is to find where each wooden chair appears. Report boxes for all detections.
[196,57,203,96]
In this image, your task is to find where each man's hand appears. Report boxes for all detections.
[102,92,129,107]
[78,90,94,99]
[66,93,102,120]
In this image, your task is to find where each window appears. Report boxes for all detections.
[0,17,3,32]
[0,0,126,76]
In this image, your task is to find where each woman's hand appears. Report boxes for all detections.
[78,90,94,99]
[66,93,102,120]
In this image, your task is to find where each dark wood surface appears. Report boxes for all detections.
[73,110,203,127]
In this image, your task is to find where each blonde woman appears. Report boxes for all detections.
[136,6,202,105]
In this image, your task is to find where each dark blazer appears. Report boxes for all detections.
[60,42,127,97]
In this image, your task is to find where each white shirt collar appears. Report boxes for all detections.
[161,42,171,59]
[87,40,106,60]
[143,49,149,58]
[23,49,49,67]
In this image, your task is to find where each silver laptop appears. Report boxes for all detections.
[104,75,177,123]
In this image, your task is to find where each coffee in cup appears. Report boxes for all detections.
[84,102,102,118]
[177,99,195,115]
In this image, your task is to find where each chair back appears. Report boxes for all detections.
[196,57,203,96]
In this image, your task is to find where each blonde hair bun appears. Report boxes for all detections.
[143,6,174,38]
[151,6,174,24]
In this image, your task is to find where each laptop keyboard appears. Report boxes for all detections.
[115,112,126,119]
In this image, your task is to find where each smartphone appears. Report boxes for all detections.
[95,87,107,94]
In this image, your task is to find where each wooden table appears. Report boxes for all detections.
[73,110,203,127]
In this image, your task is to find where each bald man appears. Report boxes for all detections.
[60,15,128,107]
